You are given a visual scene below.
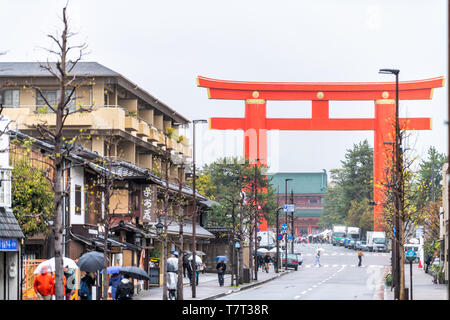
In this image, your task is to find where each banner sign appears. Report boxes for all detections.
[142,184,158,223]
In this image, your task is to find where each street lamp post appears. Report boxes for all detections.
[191,119,207,298]
[290,189,295,254]
[284,178,293,270]
[275,207,283,273]
[379,68,401,300]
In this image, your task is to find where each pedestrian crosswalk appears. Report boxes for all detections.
[302,264,385,268]
[301,252,388,257]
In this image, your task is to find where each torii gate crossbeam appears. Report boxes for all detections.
[197,76,445,232]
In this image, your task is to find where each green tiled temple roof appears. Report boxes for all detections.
[269,172,327,194]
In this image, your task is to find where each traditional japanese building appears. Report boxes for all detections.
[269,171,327,236]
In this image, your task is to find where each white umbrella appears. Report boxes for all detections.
[257,248,269,253]
[34,257,79,274]
[268,247,277,253]
[188,255,202,265]
[317,248,325,253]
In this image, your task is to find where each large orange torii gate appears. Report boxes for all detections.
[197,76,445,231]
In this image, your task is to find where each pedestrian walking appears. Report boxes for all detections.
[183,254,189,278]
[33,265,55,300]
[79,272,96,300]
[108,272,123,300]
[263,253,272,273]
[425,252,432,273]
[358,249,364,267]
[216,261,227,287]
[315,251,321,267]
[63,265,75,300]
[116,274,134,300]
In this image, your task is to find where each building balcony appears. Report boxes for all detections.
[156,131,166,147]
[166,138,177,150]
[137,119,150,137]
[125,116,139,131]
[2,105,127,131]
[147,126,159,143]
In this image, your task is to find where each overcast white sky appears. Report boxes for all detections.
[1,0,447,175]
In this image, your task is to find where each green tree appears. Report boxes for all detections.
[320,140,373,228]
[11,158,54,238]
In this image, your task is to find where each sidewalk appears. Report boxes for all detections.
[384,264,448,300]
[134,267,291,300]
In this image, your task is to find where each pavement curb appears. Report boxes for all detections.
[202,270,292,300]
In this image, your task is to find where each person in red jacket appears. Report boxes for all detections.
[34,266,55,300]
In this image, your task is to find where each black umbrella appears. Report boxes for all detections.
[119,266,151,281]
[77,251,108,273]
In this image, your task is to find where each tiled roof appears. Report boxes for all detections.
[0,62,119,77]
[0,62,190,124]
[269,171,328,194]
[0,207,24,238]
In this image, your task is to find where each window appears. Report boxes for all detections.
[0,89,20,107]
[36,89,75,112]
[0,170,12,206]
[75,184,82,215]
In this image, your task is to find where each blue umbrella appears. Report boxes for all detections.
[100,266,122,274]
[214,256,228,262]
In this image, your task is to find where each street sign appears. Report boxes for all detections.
[277,234,283,241]
[281,224,288,231]
[393,226,396,237]
[283,204,295,212]
[0,239,18,251]
[406,250,417,262]
[288,235,293,240]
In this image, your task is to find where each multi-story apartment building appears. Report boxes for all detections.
[0,62,192,176]
[1,62,214,295]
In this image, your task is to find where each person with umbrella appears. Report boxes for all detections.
[182,253,190,278]
[108,267,123,300]
[188,254,201,286]
[263,252,272,273]
[34,265,55,300]
[115,274,134,300]
[167,252,179,300]
[64,265,76,300]
[79,272,96,300]
[216,258,227,287]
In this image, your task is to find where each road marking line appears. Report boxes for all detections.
[301,291,307,294]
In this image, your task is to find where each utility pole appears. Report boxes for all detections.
[253,158,262,281]
[191,119,207,298]
[284,178,292,270]
[380,68,402,299]
[290,189,295,254]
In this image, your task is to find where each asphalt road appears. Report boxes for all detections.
[218,243,389,300]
